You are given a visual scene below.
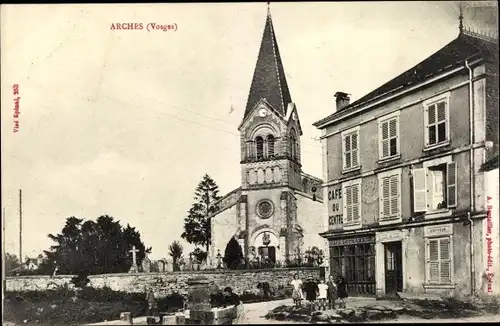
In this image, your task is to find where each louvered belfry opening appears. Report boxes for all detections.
[267,134,275,157]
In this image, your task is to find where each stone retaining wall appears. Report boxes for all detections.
[5,267,321,297]
[5,275,76,292]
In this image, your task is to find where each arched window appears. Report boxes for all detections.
[256,136,264,160]
[290,129,297,160]
[267,135,275,158]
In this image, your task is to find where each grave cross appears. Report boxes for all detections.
[129,245,139,268]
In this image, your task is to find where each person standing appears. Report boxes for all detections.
[336,274,348,309]
[317,278,328,310]
[145,288,158,316]
[290,273,303,307]
[303,276,319,311]
[223,287,245,324]
[326,274,338,309]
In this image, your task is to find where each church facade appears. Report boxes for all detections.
[208,9,324,267]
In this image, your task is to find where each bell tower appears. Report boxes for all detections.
[236,4,305,264]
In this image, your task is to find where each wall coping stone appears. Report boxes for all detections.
[6,266,321,280]
[5,275,76,280]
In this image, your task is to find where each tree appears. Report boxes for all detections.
[223,237,244,270]
[4,253,20,275]
[42,215,151,275]
[181,174,222,259]
[168,241,183,271]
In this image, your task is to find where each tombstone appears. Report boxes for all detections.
[129,246,140,273]
[142,253,152,273]
[185,258,193,272]
[157,260,166,273]
[165,259,174,273]
[163,258,174,273]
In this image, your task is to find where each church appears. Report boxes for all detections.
[208,7,324,267]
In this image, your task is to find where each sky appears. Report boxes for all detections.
[1,2,497,261]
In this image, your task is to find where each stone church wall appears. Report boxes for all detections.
[296,193,325,253]
[211,204,239,262]
[5,267,321,298]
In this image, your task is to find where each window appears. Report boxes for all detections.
[267,135,275,157]
[424,94,450,148]
[290,129,298,160]
[412,161,457,213]
[426,237,451,283]
[343,179,361,224]
[378,113,399,160]
[256,199,274,219]
[256,136,264,159]
[378,169,401,220]
[330,244,375,294]
[342,127,360,171]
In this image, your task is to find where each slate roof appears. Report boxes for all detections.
[243,8,292,120]
[314,31,499,128]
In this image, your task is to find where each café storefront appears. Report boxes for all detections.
[329,234,376,295]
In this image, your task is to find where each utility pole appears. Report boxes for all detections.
[19,189,22,272]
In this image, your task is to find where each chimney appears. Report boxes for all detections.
[334,92,350,111]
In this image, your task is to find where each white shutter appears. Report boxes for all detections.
[343,134,350,170]
[413,168,427,212]
[345,186,352,223]
[351,133,359,167]
[424,106,430,147]
[352,184,360,221]
[428,239,440,282]
[446,162,457,208]
[390,175,399,215]
[439,238,451,282]
[389,118,398,156]
[380,177,390,217]
[380,121,389,158]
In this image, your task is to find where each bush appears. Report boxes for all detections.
[71,274,90,288]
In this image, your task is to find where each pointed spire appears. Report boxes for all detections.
[243,3,292,121]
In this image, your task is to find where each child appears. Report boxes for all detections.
[303,276,319,311]
[326,274,338,309]
[290,273,303,307]
[336,274,348,309]
[317,278,328,310]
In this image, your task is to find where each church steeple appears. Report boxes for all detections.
[243,4,292,121]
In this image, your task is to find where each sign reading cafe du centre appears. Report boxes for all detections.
[328,186,343,226]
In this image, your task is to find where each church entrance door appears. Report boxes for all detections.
[258,246,276,263]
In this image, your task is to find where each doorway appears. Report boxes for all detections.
[384,241,403,294]
[258,246,276,263]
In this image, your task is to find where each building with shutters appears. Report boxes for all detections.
[313,23,498,298]
[207,6,325,268]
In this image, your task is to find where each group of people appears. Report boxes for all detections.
[290,273,348,310]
